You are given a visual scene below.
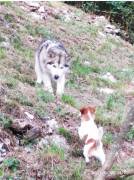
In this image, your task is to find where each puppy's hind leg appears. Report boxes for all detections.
[93,145,105,166]
[83,145,90,163]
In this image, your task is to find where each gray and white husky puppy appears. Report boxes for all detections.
[35,39,70,96]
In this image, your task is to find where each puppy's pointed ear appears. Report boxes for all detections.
[80,107,88,115]
[89,106,96,114]
[44,40,52,49]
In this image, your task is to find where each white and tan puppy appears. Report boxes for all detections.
[78,106,105,165]
[35,39,70,96]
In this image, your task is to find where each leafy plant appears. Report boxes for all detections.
[4,157,20,172]
[126,127,134,141]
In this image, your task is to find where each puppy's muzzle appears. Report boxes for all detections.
[54,75,59,80]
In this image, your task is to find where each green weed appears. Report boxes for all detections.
[126,127,134,141]
[0,113,12,128]
[0,48,6,59]
[11,35,23,50]
[70,162,84,180]
[12,92,33,106]
[58,127,72,143]
[46,144,65,161]
[34,102,47,118]
[4,157,20,172]
[62,94,76,107]
[103,132,113,145]
[25,24,53,38]
[5,77,18,88]
[36,87,54,103]
[4,14,14,23]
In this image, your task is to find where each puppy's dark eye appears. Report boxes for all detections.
[53,65,56,68]
[47,61,53,65]
[49,52,55,58]
[64,64,69,68]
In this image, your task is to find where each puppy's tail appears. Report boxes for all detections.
[98,127,104,140]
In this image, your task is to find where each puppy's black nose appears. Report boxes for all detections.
[54,75,59,80]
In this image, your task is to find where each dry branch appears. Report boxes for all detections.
[94,102,134,180]
[106,169,134,179]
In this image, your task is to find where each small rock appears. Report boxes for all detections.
[24,147,32,153]
[99,87,115,94]
[105,24,120,35]
[0,41,10,49]
[30,12,42,20]
[49,135,70,151]
[24,112,34,120]
[1,152,6,157]
[4,138,10,146]
[38,6,45,13]
[0,143,4,149]
[83,61,91,66]
[101,72,117,83]
[0,157,4,163]
[24,1,40,8]
[0,149,6,153]
[46,119,59,131]
[38,138,49,148]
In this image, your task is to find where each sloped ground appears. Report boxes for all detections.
[0,1,134,179]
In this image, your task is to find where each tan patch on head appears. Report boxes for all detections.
[80,106,96,121]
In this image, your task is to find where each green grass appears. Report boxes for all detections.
[62,94,76,107]
[3,157,20,172]
[25,24,53,38]
[0,48,6,59]
[0,113,12,128]
[4,77,18,88]
[4,14,14,23]
[43,144,65,161]
[11,35,23,50]
[58,127,72,143]
[103,132,113,145]
[36,87,55,103]
[126,127,134,141]
[106,93,125,111]
[70,162,85,180]
[34,102,47,118]
[11,92,33,107]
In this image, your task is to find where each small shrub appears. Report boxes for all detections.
[4,157,20,172]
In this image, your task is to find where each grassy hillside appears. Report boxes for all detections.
[0,2,134,179]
